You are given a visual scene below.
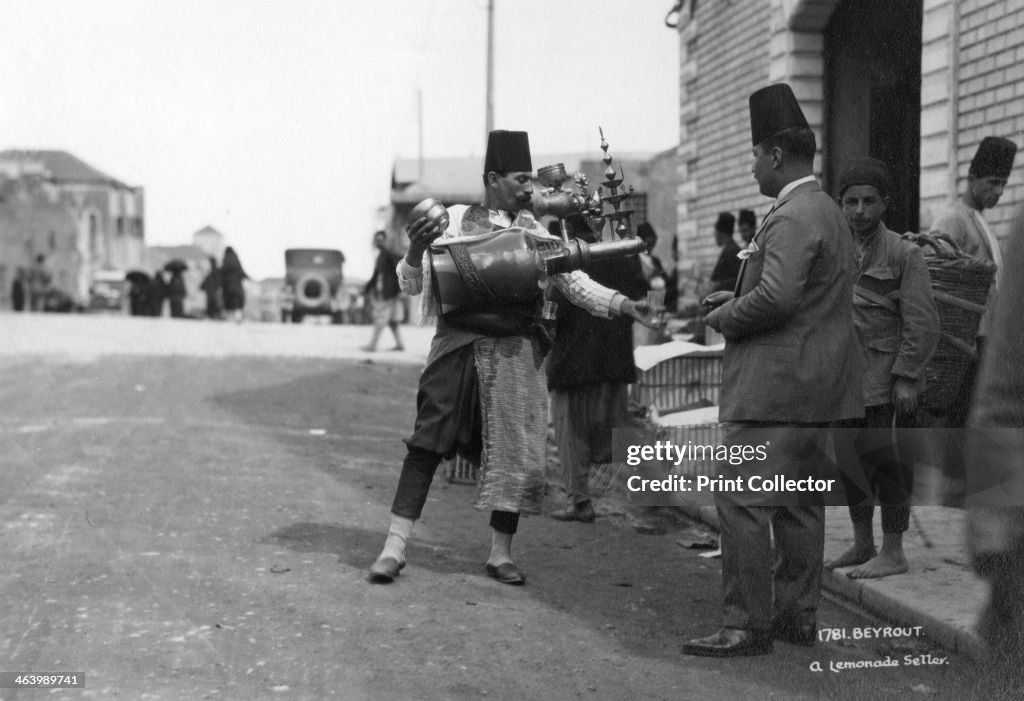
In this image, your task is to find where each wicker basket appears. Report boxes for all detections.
[630,352,723,416]
[902,232,996,413]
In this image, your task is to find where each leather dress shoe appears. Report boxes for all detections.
[367,556,405,584]
[550,501,595,523]
[485,562,526,585]
[681,627,773,657]
[770,615,817,646]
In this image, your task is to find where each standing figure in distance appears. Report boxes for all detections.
[167,268,187,318]
[361,230,405,352]
[11,268,26,312]
[634,222,670,346]
[636,222,670,293]
[26,254,52,312]
[737,209,757,246]
[709,212,742,293]
[149,270,167,317]
[221,246,249,323]
[201,257,224,320]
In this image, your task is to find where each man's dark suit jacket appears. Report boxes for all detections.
[711,180,864,423]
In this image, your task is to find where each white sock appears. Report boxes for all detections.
[487,529,513,566]
[379,515,414,563]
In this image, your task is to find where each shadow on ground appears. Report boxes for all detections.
[261,521,481,578]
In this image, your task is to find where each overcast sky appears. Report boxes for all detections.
[2,0,680,281]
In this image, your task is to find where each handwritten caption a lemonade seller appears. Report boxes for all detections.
[624,440,836,494]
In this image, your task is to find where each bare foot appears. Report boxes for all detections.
[824,544,876,570]
[846,552,909,579]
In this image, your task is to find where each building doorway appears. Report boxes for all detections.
[824,0,923,234]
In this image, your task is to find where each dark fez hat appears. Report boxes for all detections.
[715,212,735,234]
[749,83,810,146]
[484,130,532,174]
[838,157,894,197]
[969,136,1017,179]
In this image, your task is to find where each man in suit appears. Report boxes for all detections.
[682,83,864,657]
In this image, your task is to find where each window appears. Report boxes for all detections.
[90,213,100,257]
[629,192,649,228]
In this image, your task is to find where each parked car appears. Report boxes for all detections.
[88,270,128,313]
[281,249,346,323]
[44,288,78,313]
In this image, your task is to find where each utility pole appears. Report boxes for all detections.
[417,87,424,180]
[485,0,495,136]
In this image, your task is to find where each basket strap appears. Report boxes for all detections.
[931,289,987,315]
[854,285,898,313]
[940,332,978,361]
[903,231,964,258]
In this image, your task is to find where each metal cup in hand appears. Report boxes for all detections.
[409,197,450,233]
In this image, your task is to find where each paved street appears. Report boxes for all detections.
[0,313,1003,700]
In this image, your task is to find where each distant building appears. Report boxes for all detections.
[670,0,1024,282]
[0,149,145,306]
[192,225,226,261]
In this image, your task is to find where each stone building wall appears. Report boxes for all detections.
[0,153,145,306]
[675,0,1024,287]
[920,0,1024,235]
[677,0,774,287]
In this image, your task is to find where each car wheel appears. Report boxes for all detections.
[295,272,331,308]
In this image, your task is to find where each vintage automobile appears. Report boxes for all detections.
[281,248,346,323]
[88,270,128,313]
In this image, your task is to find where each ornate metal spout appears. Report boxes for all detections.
[543,237,647,275]
[533,163,601,242]
[533,128,637,242]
